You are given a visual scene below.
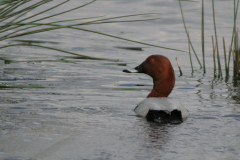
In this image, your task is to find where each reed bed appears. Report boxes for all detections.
[179,0,240,81]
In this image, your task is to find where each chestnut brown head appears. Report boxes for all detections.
[131,55,175,97]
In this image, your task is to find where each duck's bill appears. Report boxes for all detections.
[123,64,144,73]
[123,63,144,73]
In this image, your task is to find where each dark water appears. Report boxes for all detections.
[1,0,240,159]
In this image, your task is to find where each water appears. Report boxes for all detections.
[1,0,240,159]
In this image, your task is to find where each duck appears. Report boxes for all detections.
[123,55,189,123]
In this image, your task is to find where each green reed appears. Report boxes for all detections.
[180,0,240,81]
[222,37,228,79]
[231,0,240,81]
[0,0,186,61]
[187,30,194,73]
[179,0,202,68]
[212,36,216,79]
[201,0,206,73]
[212,0,222,79]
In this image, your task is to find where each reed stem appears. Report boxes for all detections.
[179,0,202,68]
[176,57,183,76]
[231,46,236,79]
[237,29,239,79]
[223,37,228,79]
[72,27,186,52]
[201,0,206,73]
[227,45,232,78]
[234,0,238,80]
[231,47,235,61]
[212,36,216,79]
[187,30,194,73]
[212,0,222,79]
[0,44,112,61]
[228,0,239,73]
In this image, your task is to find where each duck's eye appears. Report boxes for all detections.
[149,59,154,63]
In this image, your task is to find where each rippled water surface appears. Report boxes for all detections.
[1,0,240,160]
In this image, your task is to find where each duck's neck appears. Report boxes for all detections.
[147,70,175,98]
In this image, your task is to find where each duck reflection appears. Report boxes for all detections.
[146,122,169,147]
[135,119,175,150]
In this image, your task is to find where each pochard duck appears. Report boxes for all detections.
[123,55,189,123]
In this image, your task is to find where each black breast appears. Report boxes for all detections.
[145,110,182,124]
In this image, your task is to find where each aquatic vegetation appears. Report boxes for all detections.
[179,0,202,68]
[0,0,184,62]
[179,0,240,81]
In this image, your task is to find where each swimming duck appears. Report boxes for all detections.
[123,55,189,123]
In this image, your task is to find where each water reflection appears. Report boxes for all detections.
[138,120,173,151]
[228,81,240,104]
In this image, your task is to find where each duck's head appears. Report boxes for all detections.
[123,55,175,97]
